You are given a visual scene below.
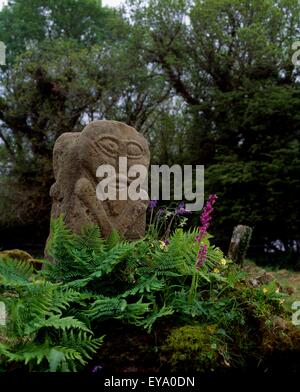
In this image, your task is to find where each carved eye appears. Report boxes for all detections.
[97,136,119,157]
[127,141,143,158]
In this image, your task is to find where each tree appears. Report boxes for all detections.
[124,0,300,264]
[0,0,170,233]
[0,0,123,230]
[1,0,300,265]
[0,0,123,62]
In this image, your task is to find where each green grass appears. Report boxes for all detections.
[243,259,300,312]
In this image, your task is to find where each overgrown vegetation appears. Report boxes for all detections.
[1,216,299,372]
[0,0,299,264]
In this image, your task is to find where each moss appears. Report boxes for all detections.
[161,324,228,372]
[260,316,300,354]
[0,249,33,261]
[0,249,43,269]
[212,279,300,368]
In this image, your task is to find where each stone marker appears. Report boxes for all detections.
[228,225,253,266]
[48,120,150,240]
[0,301,6,326]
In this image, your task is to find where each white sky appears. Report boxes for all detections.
[0,0,7,10]
[0,0,124,9]
[102,0,124,7]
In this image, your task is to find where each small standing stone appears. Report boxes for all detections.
[228,225,253,266]
[0,301,6,326]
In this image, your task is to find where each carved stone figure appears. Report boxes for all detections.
[49,120,150,240]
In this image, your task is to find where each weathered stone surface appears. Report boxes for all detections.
[48,120,150,240]
[228,224,253,266]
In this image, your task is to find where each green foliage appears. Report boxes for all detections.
[1,217,300,372]
[126,0,300,262]
[1,0,299,263]
[46,217,300,368]
[44,218,225,330]
[162,325,224,372]
[45,216,137,288]
[0,0,124,62]
[207,136,300,265]
[0,258,103,372]
[0,258,34,286]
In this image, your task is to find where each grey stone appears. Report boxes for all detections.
[48,120,150,240]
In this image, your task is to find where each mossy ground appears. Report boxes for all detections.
[243,259,300,315]
[90,260,300,373]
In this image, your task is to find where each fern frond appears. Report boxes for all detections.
[9,343,52,365]
[77,224,105,256]
[24,315,91,335]
[52,288,88,312]
[116,298,150,324]
[122,275,165,297]
[105,229,122,249]
[86,296,127,320]
[66,242,136,289]
[138,305,174,332]
[46,215,77,264]
[5,329,103,372]
[60,330,104,362]
[0,258,34,287]
[57,331,104,370]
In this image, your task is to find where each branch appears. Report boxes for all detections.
[0,128,14,157]
[150,33,200,107]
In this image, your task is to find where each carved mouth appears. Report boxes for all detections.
[97,174,133,190]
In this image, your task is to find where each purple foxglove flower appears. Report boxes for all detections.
[195,194,218,269]
[196,194,218,243]
[196,244,208,270]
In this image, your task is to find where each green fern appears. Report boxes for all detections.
[115,297,151,325]
[0,257,103,372]
[0,258,34,287]
[122,275,165,297]
[4,331,103,372]
[0,216,234,371]
[138,305,174,332]
[85,295,127,320]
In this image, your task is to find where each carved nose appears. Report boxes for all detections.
[119,141,127,156]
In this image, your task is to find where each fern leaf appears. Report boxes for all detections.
[24,315,91,335]
[138,305,174,332]
[122,276,165,297]
[0,258,34,286]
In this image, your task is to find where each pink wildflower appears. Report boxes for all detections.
[195,194,218,269]
[196,244,208,269]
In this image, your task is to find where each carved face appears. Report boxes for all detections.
[49,120,150,239]
[51,121,150,208]
[78,120,150,185]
